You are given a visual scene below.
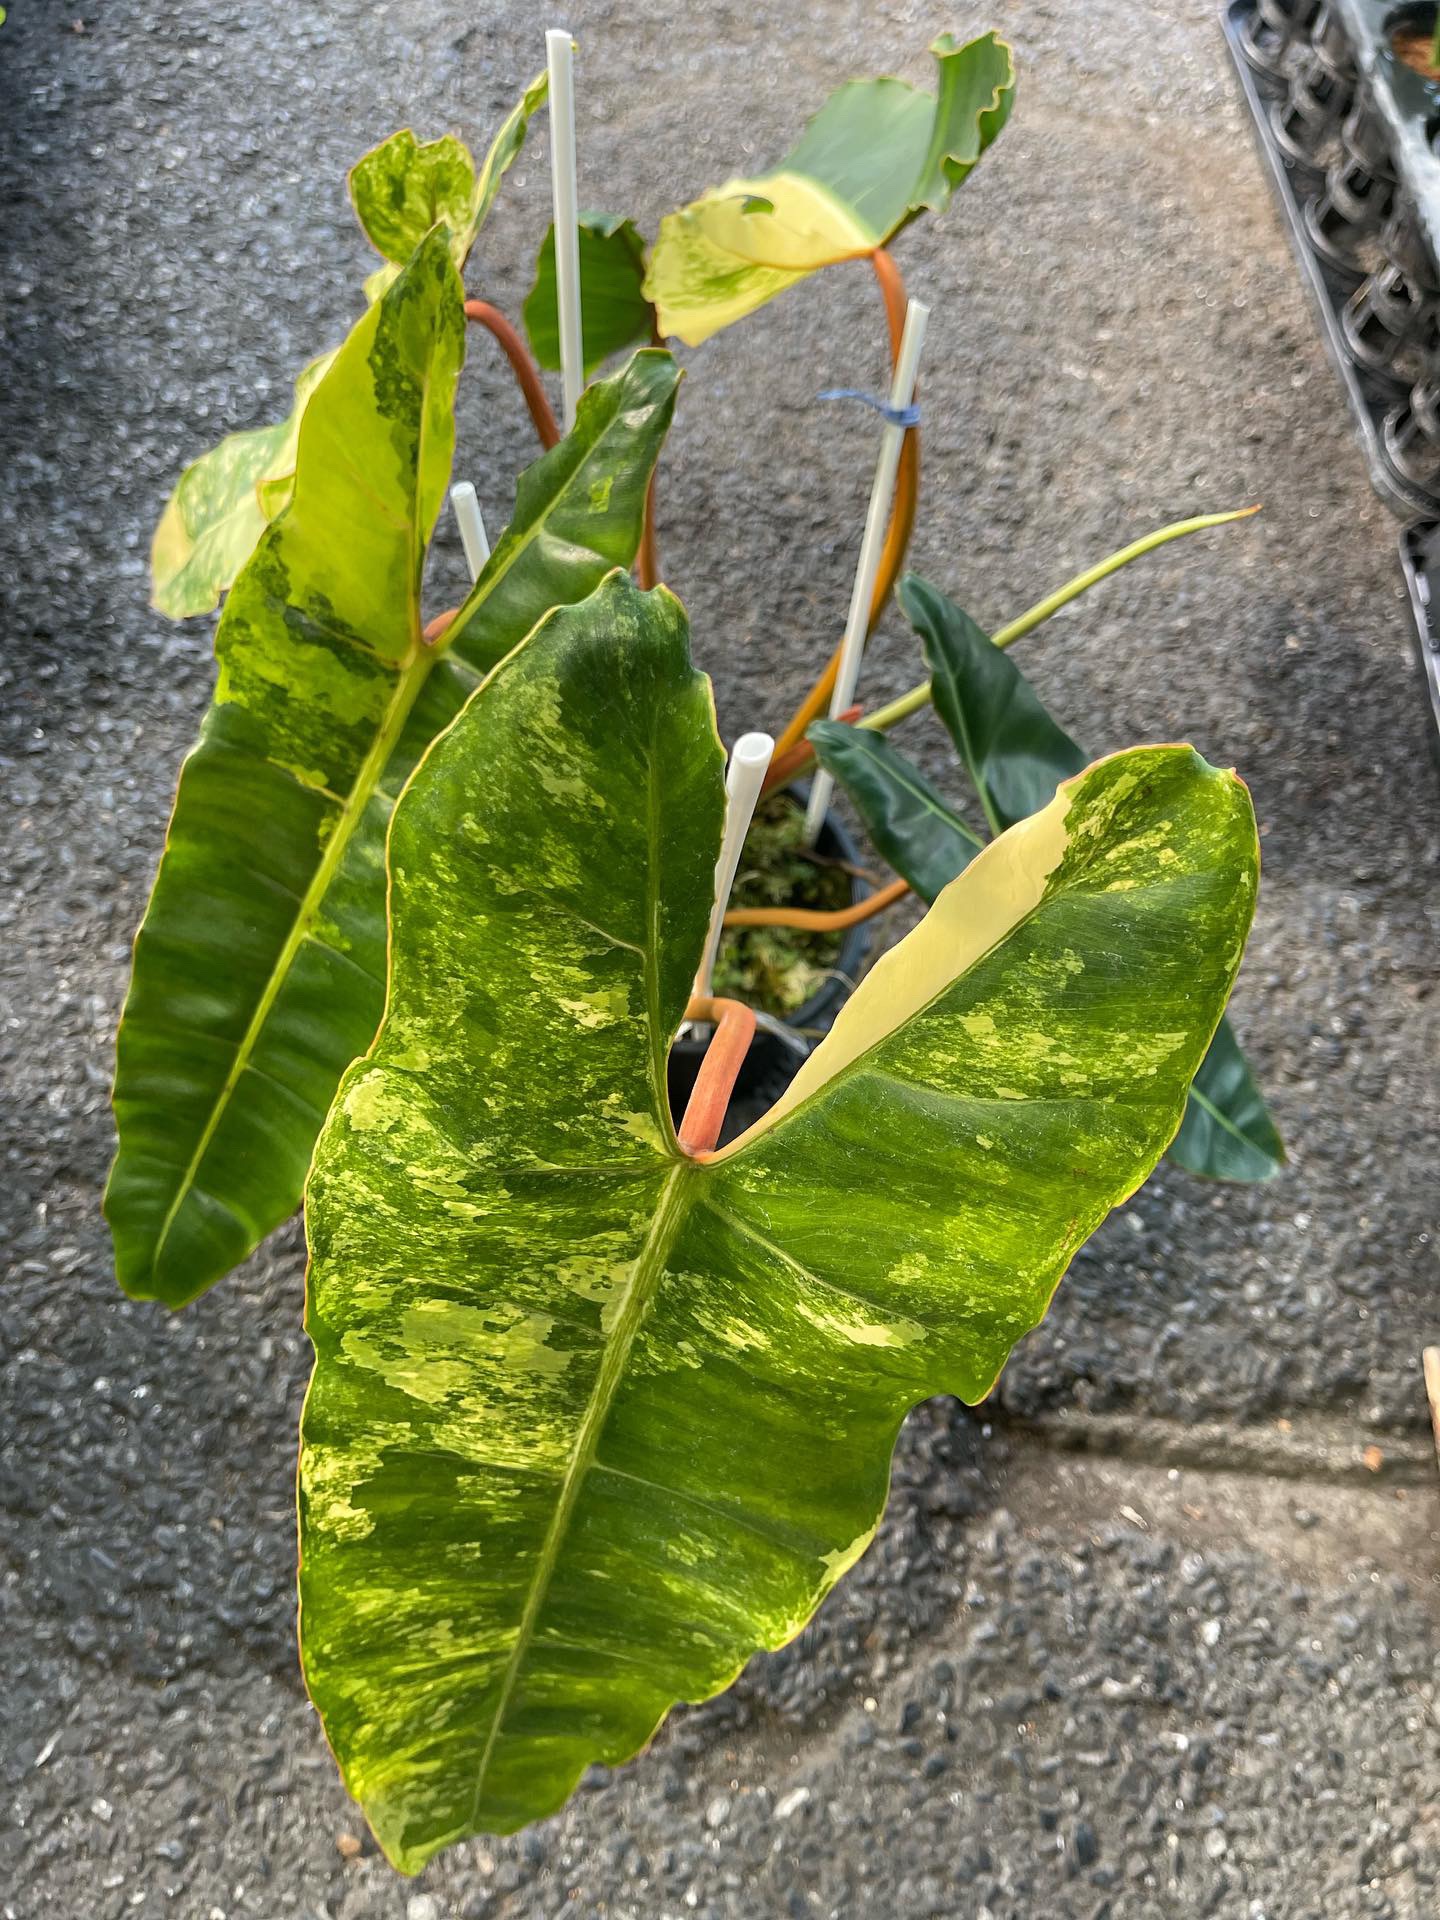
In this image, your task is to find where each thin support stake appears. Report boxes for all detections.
[693,731,775,1001]
[546,28,584,433]
[804,297,929,843]
[1425,1348,1440,1473]
[449,482,490,582]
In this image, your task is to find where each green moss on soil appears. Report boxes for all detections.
[711,791,855,1019]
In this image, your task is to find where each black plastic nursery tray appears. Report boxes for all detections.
[1398,518,1440,753]
[1224,0,1440,749]
[1221,0,1440,514]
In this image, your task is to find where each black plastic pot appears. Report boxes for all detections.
[667,786,873,1139]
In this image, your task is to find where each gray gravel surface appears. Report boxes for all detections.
[4,0,1440,1912]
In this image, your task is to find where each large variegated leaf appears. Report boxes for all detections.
[815,574,1285,1182]
[299,570,1259,1869]
[150,77,547,619]
[645,32,1015,345]
[524,213,654,376]
[109,233,680,1306]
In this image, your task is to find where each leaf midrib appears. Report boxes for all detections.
[464,1156,693,1824]
[147,649,438,1283]
[925,629,1004,840]
[466,690,689,1820]
[145,291,458,1288]
[1184,1081,1278,1163]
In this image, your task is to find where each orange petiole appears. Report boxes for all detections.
[676,996,757,1156]
[722,876,909,933]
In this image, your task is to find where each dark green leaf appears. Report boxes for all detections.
[523,213,655,377]
[440,348,679,677]
[1170,1019,1287,1181]
[898,572,1088,834]
[894,571,1284,1182]
[808,718,981,902]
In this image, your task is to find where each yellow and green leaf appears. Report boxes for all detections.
[349,132,479,266]
[149,349,338,620]
[109,229,681,1308]
[299,570,1259,1869]
[645,31,1015,345]
[151,74,548,619]
[352,72,549,300]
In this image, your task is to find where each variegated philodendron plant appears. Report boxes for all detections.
[109,30,1272,1871]
[299,570,1257,1867]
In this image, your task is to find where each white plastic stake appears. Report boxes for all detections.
[803,297,930,844]
[449,481,490,581]
[546,28,584,433]
[693,731,775,1001]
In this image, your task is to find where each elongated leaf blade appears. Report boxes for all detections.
[110,258,680,1302]
[441,347,679,677]
[645,33,1015,345]
[524,213,654,376]
[808,717,981,900]
[470,70,550,243]
[110,233,465,1305]
[301,571,1259,1868]
[1169,1016,1287,1181]
[899,571,1088,831]
[897,572,1284,1182]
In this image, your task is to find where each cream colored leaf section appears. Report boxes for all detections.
[685,174,877,269]
[724,771,1074,1147]
[648,173,876,346]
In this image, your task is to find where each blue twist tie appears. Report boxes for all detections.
[818,386,920,429]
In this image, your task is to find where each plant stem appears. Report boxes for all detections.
[637,472,660,590]
[636,314,667,590]
[677,996,756,1156]
[722,875,909,932]
[857,506,1261,735]
[464,299,562,450]
[763,703,862,790]
[765,249,920,778]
